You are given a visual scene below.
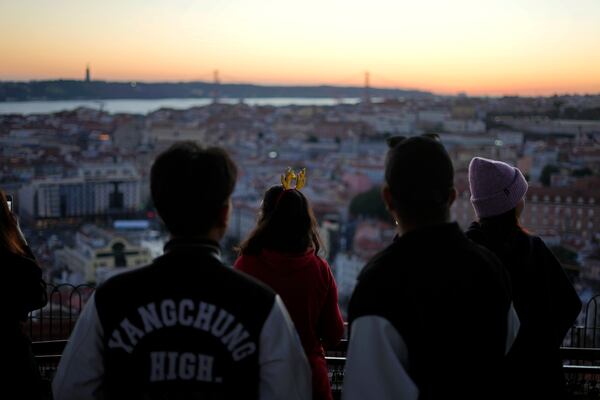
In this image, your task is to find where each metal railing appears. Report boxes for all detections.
[567,295,600,349]
[27,286,600,398]
[30,339,600,399]
[27,283,95,342]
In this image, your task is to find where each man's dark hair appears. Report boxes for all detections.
[384,136,454,225]
[150,142,237,236]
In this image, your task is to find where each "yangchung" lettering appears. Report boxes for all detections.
[108,299,256,362]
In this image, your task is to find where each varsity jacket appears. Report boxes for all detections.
[52,238,311,400]
[343,223,519,400]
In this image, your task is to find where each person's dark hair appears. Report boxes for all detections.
[0,190,27,256]
[479,207,525,239]
[386,133,441,148]
[384,136,454,225]
[150,142,237,236]
[238,185,323,256]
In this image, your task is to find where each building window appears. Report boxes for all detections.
[112,242,127,267]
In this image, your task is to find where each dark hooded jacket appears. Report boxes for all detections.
[466,222,581,399]
[1,247,47,399]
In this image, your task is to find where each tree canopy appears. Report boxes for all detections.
[349,186,390,222]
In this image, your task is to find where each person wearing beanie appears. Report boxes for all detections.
[466,157,581,399]
[469,157,529,219]
[343,138,518,400]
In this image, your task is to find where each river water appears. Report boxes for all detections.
[0,97,361,115]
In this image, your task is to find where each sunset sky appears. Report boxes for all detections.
[1,0,599,96]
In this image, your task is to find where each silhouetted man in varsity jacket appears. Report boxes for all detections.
[53,142,311,400]
[343,136,519,400]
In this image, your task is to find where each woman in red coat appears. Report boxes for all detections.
[235,183,345,400]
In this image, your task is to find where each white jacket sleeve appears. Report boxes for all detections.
[506,302,520,354]
[343,316,419,400]
[259,295,312,400]
[52,293,105,400]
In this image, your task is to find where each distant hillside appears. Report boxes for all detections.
[0,80,432,101]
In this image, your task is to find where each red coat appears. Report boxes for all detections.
[235,249,344,400]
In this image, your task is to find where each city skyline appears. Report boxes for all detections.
[2,0,600,96]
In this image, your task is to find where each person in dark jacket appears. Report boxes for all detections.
[466,156,581,399]
[343,137,518,400]
[53,142,311,400]
[0,190,48,399]
[235,176,345,400]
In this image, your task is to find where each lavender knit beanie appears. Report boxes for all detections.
[468,157,528,219]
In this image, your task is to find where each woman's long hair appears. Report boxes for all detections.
[0,190,27,256]
[238,185,323,256]
[479,207,527,240]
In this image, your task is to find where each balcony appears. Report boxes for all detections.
[28,284,600,399]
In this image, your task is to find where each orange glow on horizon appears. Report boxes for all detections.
[1,0,600,97]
